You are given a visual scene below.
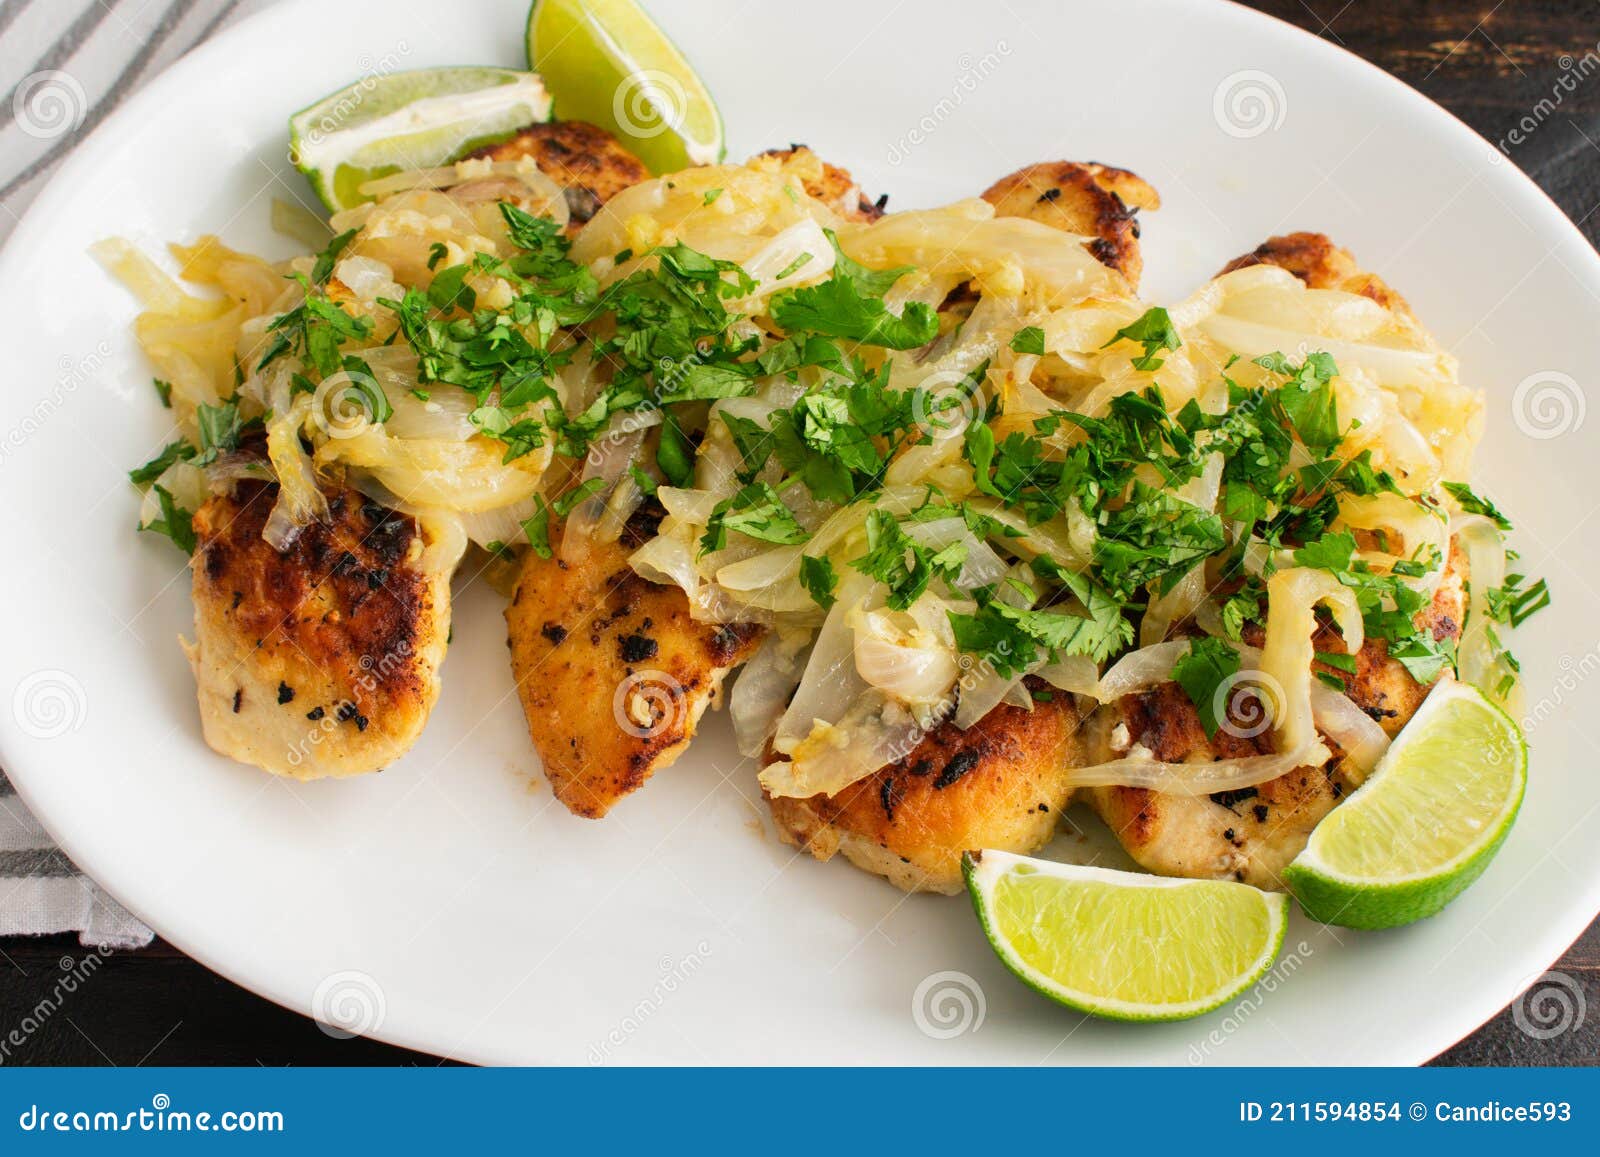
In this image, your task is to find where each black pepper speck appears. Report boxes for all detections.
[619,633,658,663]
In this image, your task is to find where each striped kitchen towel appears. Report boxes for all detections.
[1,0,278,948]
[0,769,151,948]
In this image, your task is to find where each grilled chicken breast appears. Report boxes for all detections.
[504,150,885,818]
[759,146,886,221]
[768,685,1083,894]
[470,121,651,235]
[185,480,459,778]
[507,507,763,818]
[1086,541,1468,890]
[762,160,1157,890]
[760,159,1158,892]
[1084,233,1471,888]
[1218,231,1417,321]
[981,161,1160,287]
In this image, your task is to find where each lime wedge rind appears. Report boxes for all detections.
[964,852,1288,1023]
[1285,823,1518,930]
[527,0,724,174]
[1284,681,1527,930]
[288,66,552,213]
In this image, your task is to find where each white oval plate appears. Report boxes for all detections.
[1,0,1595,1065]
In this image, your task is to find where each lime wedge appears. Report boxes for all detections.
[527,0,724,174]
[289,67,552,212]
[1284,680,1526,930]
[963,852,1287,1022]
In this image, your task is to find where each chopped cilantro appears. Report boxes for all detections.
[194,399,244,465]
[848,510,955,611]
[799,554,838,609]
[1258,351,1340,454]
[628,465,660,496]
[520,497,553,559]
[1315,650,1358,675]
[702,482,808,552]
[1220,579,1265,640]
[1293,530,1357,572]
[657,418,695,488]
[310,229,357,286]
[129,439,195,485]
[1102,307,1181,372]
[1488,574,1550,628]
[1172,637,1242,738]
[427,263,477,313]
[768,232,937,350]
[774,252,814,280]
[1388,634,1456,684]
[139,484,196,553]
[1442,481,1512,530]
[259,276,374,376]
[1009,326,1046,355]
[949,592,1130,677]
[553,477,607,517]
[1093,484,1226,598]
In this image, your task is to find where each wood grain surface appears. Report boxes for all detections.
[0,0,1595,1066]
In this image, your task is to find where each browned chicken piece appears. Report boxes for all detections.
[768,684,1083,895]
[1218,231,1417,321]
[496,143,875,816]
[469,121,650,235]
[1087,542,1468,889]
[1089,235,1461,887]
[184,479,456,779]
[507,505,762,818]
[760,146,885,221]
[981,161,1161,287]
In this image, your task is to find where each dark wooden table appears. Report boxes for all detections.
[2,0,1597,1066]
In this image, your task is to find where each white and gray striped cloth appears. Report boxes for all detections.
[1,0,278,948]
